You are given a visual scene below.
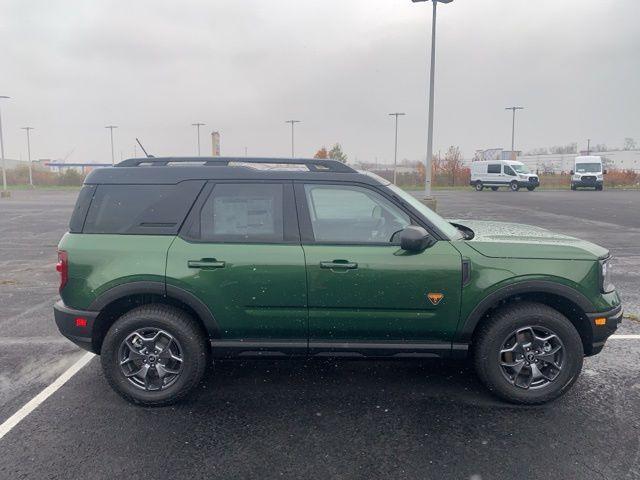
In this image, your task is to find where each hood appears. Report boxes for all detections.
[449,219,608,260]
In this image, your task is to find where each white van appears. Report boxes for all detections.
[470,160,539,192]
[571,156,605,191]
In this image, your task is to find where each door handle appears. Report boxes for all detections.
[188,258,226,269]
[320,260,358,270]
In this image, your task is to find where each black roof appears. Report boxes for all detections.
[85,157,387,186]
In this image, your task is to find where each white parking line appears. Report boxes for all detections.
[609,335,640,339]
[0,352,94,441]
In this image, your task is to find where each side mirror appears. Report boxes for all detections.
[400,226,435,252]
[603,169,608,175]
[569,170,574,175]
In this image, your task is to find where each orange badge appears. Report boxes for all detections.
[427,292,444,305]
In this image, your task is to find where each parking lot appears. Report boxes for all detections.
[1,188,639,479]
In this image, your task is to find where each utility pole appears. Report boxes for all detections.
[505,106,524,152]
[587,139,591,155]
[192,123,205,156]
[0,96,10,196]
[389,113,406,184]
[105,125,118,166]
[412,0,453,198]
[285,120,301,158]
[21,127,34,187]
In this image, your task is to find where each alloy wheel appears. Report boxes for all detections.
[498,326,564,390]
[118,328,184,391]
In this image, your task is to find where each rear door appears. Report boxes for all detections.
[166,181,308,350]
[295,182,462,353]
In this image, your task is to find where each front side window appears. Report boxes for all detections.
[200,183,284,242]
[487,164,501,174]
[504,165,516,176]
[304,184,410,243]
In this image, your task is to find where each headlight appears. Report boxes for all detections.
[600,257,615,293]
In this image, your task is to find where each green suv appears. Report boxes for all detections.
[54,157,622,406]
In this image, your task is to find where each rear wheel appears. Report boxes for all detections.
[101,304,209,406]
[490,186,499,191]
[570,184,576,191]
[510,181,520,192]
[475,181,484,191]
[473,302,584,404]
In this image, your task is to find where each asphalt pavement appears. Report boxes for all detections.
[0,188,638,480]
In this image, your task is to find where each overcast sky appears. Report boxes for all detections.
[1,0,639,164]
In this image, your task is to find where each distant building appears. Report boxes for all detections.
[474,148,521,161]
[211,131,221,156]
[516,150,640,173]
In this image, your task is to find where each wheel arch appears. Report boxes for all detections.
[458,281,596,355]
[89,281,220,354]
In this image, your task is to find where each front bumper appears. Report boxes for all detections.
[517,177,539,187]
[54,300,99,353]
[572,178,603,188]
[585,304,623,355]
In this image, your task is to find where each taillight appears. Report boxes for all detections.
[56,250,68,292]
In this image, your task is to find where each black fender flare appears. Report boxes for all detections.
[455,280,595,344]
[89,281,220,337]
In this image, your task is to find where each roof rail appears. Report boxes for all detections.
[117,156,356,173]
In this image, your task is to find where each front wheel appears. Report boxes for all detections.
[473,302,584,404]
[101,304,209,406]
[526,186,536,191]
[596,185,603,191]
[510,181,520,192]
[475,181,484,191]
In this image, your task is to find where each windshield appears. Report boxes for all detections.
[386,184,464,240]
[576,163,601,173]
[512,164,530,174]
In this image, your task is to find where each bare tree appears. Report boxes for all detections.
[623,137,637,151]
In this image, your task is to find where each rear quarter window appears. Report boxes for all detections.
[83,181,205,235]
[69,185,96,233]
[487,164,501,174]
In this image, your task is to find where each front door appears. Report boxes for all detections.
[166,181,307,350]
[295,182,462,353]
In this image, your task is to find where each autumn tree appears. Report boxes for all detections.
[314,147,328,159]
[441,146,464,186]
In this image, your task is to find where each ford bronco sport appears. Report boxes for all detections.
[54,157,622,406]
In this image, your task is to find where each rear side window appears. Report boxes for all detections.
[487,164,501,174]
[83,181,204,235]
[69,185,96,233]
[199,183,284,242]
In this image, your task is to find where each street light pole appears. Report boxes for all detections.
[505,106,524,152]
[0,96,10,195]
[412,0,453,198]
[21,127,34,187]
[285,120,300,158]
[389,113,406,184]
[587,138,591,155]
[192,123,205,156]
[105,125,118,166]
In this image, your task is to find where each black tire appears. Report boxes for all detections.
[490,186,499,191]
[570,184,576,191]
[596,185,603,191]
[526,186,535,191]
[473,302,584,405]
[101,304,209,406]
[509,181,520,192]
[475,181,484,191]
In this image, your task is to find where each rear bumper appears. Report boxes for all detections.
[54,300,99,353]
[586,304,623,355]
